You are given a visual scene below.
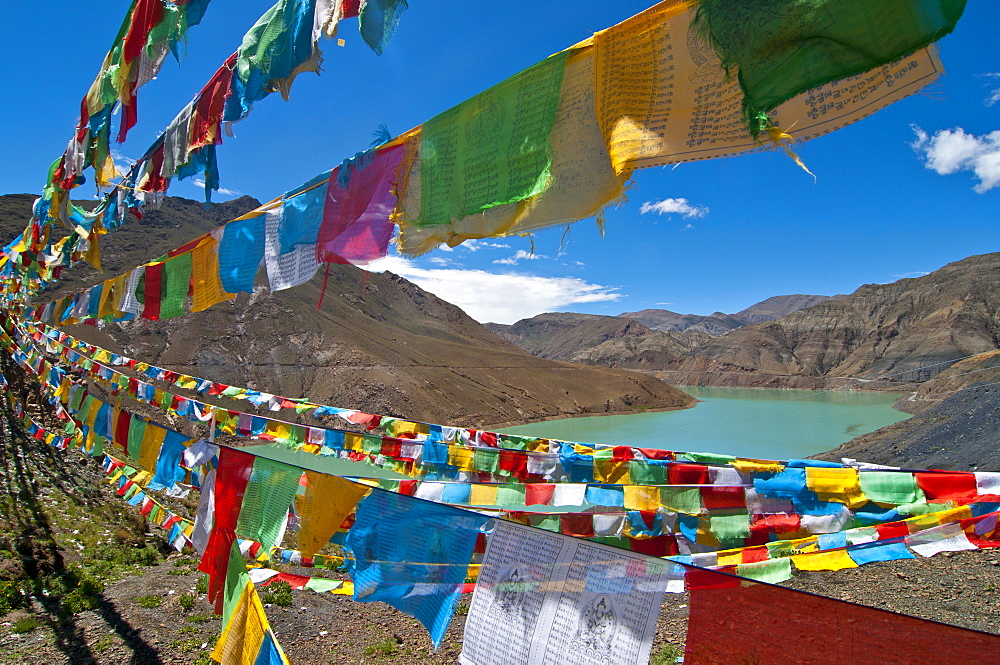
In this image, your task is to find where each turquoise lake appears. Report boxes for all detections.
[499,387,910,461]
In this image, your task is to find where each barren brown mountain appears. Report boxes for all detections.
[0,194,694,427]
[494,254,1000,391]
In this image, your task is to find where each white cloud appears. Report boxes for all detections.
[111,150,134,177]
[985,73,1000,107]
[191,177,241,197]
[366,256,622,324]
[459,239,511,252]
[428,256,452,266]
[493,249,547,266]
[639,197,709,218]
[912,125,1000,193]
[891,271,930,280]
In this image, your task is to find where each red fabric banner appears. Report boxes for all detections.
[685,566,1000,664]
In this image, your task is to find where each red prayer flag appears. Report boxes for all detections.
[316,144,404,265]
[669,463,710,485]
[630,534,678,557]
[916,472,979,503]
[560,513,595,538]
[190,54,238,149]
[876,521,909,540]
[198,447,255,612]
[142,263,163,321]
[701,486,746,510]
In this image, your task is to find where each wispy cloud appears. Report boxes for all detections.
[111,150,134,177]
[493,249,547,266]
[891,271,930,280]
[984,72,1000,107]
[639,197,709,218]
[191,177,241,197]
[366,256,622,324]
[461,239,511,251]
[911,125,1000,193]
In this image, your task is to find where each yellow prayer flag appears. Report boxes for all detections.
[733,459,785,474]
[717,551,743,567]
[211,582,273,665]
[594,458,631,484]
[448,447,476,472]
[623,486,661,512]
[905,505,973,533]
[343,432,364,452]
[296,472,370,559]
[805,467,867,508]
[469,484,498,506]
[191,236,236,312]
[137,423,167,472]
[592,0,943,173]
[792,550,858,572]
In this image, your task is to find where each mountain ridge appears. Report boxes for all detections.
[491,254,1000,392]
[0,194,695,428]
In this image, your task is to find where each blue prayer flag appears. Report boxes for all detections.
[346,490,489,647]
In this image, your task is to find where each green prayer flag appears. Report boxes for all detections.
[160,252,192,319]
[693,0,967,133]
[736,557,793,584]
[630,461,667,485]
[531,515,561,533]
[474,448,500,474]
[303,578,343,593]
[417,51,570,226]
[222,542,250,625]
[858,471,920,505]
[498,435,531,451]
[496,484,527,507]
[361,434,382,455]
[127,417,146,461]
[660,487,703,515]
[683,451,737,465]
[710,511,751,548]
[235,458,301,549]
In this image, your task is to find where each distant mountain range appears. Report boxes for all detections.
[489,254,1000,392]
[619,294,845,335]
[0,194,694,427]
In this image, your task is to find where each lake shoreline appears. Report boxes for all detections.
[490,384,909,431]
[495,385,911,461]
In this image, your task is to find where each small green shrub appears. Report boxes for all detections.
[363,638,399,656]
[0,581,26,615]
[650,643,683,665]
[186,613,213,624]
[178,592,196,611]
[11,616,39,634]
[195,574,209,595]
[137,595,162,608]
[62,587,100,615]
[261,581,292,607]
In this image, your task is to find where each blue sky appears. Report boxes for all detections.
[1,1,997,324]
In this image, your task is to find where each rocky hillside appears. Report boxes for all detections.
[493,255,1000,391]
[619,294,844,335]
[650,253,1000,389]
[814,383,1000,472]
[1,194,694,427]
